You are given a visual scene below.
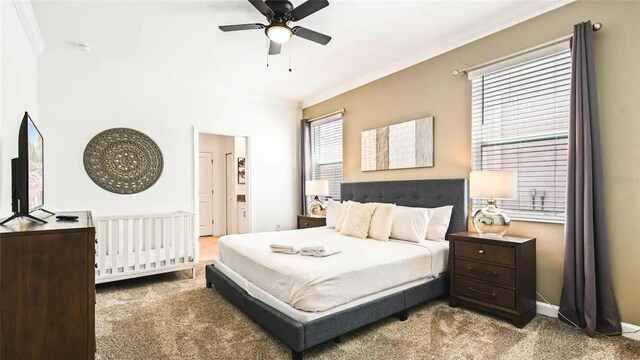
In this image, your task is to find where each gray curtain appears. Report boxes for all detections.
[300,119,311,215]
[559,21,621,336]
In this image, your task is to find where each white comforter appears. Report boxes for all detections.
[217,227,448,312]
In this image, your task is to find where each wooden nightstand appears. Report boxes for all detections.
[297,215,327,229]
[449,231,536,328]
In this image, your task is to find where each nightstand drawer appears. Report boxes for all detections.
[298,217,322,229]
[453,277,515,310]
[455,240,515,266]
[298,218,316,229]
[454,258,516,288]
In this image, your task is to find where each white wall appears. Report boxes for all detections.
[0,1,39,217]
[36,47,300,231]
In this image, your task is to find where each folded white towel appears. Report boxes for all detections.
[270,244,298,254]
[299,245,325,252]
[300,246,341,257]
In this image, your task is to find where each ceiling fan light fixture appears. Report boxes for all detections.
[266,24,292,44]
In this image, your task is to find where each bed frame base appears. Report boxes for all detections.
[205,264,448,360]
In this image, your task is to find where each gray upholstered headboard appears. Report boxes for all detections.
[341,179,468,238]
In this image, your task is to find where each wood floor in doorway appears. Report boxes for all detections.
[200,236,220,262]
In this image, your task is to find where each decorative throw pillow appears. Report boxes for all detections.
[335,201,359,232]
[368,203,396,241]
[326,199,345,228]
[390,206,429,243]
[339,202,377,239]
[426,206,454,241]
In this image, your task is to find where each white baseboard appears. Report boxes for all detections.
[536,301,640,341]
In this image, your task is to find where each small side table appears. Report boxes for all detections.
[448,231,536,328]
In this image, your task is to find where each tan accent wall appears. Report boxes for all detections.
[303,0,640,325]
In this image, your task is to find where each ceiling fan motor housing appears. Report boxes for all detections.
[265,0,294,18]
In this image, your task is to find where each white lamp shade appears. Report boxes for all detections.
[470,171,517,199]
[305,180,329,196]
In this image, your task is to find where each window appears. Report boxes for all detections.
[470,45,571,222]
[310,117,343,200]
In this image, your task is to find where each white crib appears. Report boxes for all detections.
[95,211,197,284]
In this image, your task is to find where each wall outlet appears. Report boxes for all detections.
[276,224,281,231]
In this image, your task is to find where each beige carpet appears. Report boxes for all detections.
[95,264,640,360]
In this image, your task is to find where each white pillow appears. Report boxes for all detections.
[426,206,454,241]
[390,206,429,243]
[326,199,345,228]
[335,201,358,232]
[339,202,377,239]
[368,203,396,241]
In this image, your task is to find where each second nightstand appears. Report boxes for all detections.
[449,231,536,328]
[297,215,327,229]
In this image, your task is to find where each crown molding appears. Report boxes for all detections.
[301,0,573,109]
[12,0,45,56]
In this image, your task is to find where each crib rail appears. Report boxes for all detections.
[95,211,196,284]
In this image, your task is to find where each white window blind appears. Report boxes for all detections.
[310,117,343,200]
[471,47,571,222]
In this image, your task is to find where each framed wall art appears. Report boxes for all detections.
[361,116,433,171]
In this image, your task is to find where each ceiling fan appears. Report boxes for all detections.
[219,0,331,55]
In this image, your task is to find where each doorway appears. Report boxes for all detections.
[197,132,249,259]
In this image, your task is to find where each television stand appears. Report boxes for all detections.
[39,208,55,216]
[0,210,53,226]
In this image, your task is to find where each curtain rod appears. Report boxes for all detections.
[452,22,602,77]
[308,108,345,122]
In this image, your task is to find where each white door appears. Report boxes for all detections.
[199,152,214,236]
[225,153,235,234]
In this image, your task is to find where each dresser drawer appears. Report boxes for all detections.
[454,258,516,287]
[455,240,515,266]
[453,277,516,310]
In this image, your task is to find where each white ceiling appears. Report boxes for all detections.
[32,0,571,106]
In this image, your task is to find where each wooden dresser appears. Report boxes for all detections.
[449,231,536,328]
[0,211,96,359]
[297,215,326,229]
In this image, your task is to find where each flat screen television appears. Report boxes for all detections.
[1,112,52,225]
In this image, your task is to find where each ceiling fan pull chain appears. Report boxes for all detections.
[289,40,293,72]
[266,38,270,67]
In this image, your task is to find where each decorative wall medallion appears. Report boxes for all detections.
[361,116,434,171]
[83,128,163,194]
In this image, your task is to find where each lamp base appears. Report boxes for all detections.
[307,196,326,217]
[472,200,511,237]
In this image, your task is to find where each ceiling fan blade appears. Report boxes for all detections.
[268,41,281,55]
[219,23,265,32]
[292,26,331,45]
[248,0,274,17]
[289,0,329,21]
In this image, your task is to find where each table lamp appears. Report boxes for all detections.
[305,180,329,217]
[470,170,517,236]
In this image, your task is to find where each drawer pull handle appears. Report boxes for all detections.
[304,222,309,226]
[469,267,498,277]
[478,249,485,254]
[467,286,496,297]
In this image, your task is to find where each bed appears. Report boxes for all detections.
[205,179,468,359]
